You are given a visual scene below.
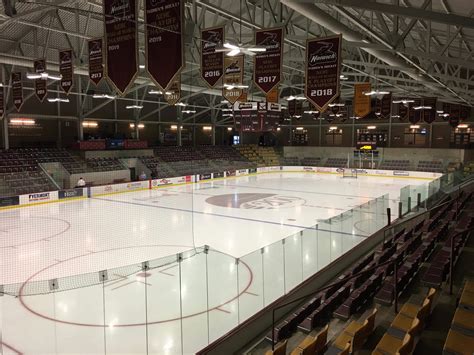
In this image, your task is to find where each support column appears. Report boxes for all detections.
[76,78,84,140]
[177,106,182,146]
[57,119,62,148]
[134,121,140,140]
[2,115,9,150]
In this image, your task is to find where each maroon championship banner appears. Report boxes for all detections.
[375,93,391,118]
[288,99,296,116]
[460,105,470,121]
[305,34,341,112]
[104,0,138,95]
[223,55,244,104]
[12,72,23,111]
[0,86,4,119]
[257,102,267,131]
[34,59,47,102]
[59,50,73,94]
[398,103,408,121]
[164,76,181,106]
[422,97,437,124]
[88,39,104,85]
[254,28,283,94]
[145,0,184,91]
[201,26,224,87]
[408,99,421,124]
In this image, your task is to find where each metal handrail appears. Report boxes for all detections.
[269,193,472,350]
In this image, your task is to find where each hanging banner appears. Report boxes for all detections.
[201,26,224,87]
[379,93,391,118]
[34,59,47,102]
[422,97,437,124]
[257,101,267,131]
[254,27,283,94]
[305,34,341,111]
[223,55,244,104]
[59,50,73,95]
[288,99,296,116]
[398,103,408,121]
[408,98,422,124]
[460,105,470,121]
[145,0,184,91]
[353,83,371,118]
[104,0,138,95]
[0,86,4,119]
[12,72,23,111]
[266,86,279,103]
[88,39,103,85]
[164,75,181,106]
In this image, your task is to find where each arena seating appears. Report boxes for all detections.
[235,145,279,166]
[290,324,328,355]
[300,157,322,166]
[280,156,300,166]
[85,158,126,172]
[324,158,347,168]
[378,159,410,171]
[416,160,443,173]
[443,280,474,354]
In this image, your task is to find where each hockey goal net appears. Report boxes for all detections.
[341,168,358,178]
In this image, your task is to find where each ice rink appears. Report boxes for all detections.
[0,172,431,354]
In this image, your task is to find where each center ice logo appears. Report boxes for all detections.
[206,193,305,209]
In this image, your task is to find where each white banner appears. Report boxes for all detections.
[20,191,59,205]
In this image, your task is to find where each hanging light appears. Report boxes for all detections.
[47,97,69,103]
[328,102,344,107]
[130,123,145,129]
[125,105,143,109]
[26,72,61,81]
[413,105,432,110]
[10,118,35,125]
[82,121,98,128]
[182,110,196,114]
[364,90,390,96]
[93,94,116,99]
[286,95,306,101]
[392,99,415,104]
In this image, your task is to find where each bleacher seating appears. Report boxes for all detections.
[379,159,410,171]
[416,160,443,173]
[85,157,126,172]
[324,158,347,168]
[235,145,279,166]
[280,156,300,166]
[443,280,474,354]
[300,157,322,166]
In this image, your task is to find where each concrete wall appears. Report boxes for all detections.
[284,146,466,163]
[69,169,130,188]
[83,149,154,159]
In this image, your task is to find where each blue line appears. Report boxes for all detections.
[91,196,368,239]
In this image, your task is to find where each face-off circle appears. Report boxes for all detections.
[0,216,70,248]
[20,245,253,327]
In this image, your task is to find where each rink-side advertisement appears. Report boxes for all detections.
[59,50,73,94]
[104,0,138,95]
[145,0,183,91]
[88,39,104,85]
[34,59,47,102]
[305,34,341,112]
[253,27,283,94]
[201,26,224,87]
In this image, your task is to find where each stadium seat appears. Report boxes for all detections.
[265,340,287,355]
[290,324,328,355]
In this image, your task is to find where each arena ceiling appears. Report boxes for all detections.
[0,0,473,126]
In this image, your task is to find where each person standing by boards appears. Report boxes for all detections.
[76,177,86,187]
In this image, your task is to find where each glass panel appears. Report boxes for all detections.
[283,232,303,293]
[262,241,284,305]
[2,290,58,354]
[207,250,239,343]
[146,255,183,355]
[181,248,209,354]
[238,249,264,322]
[316,220,332,269]
[301,227,319,280]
